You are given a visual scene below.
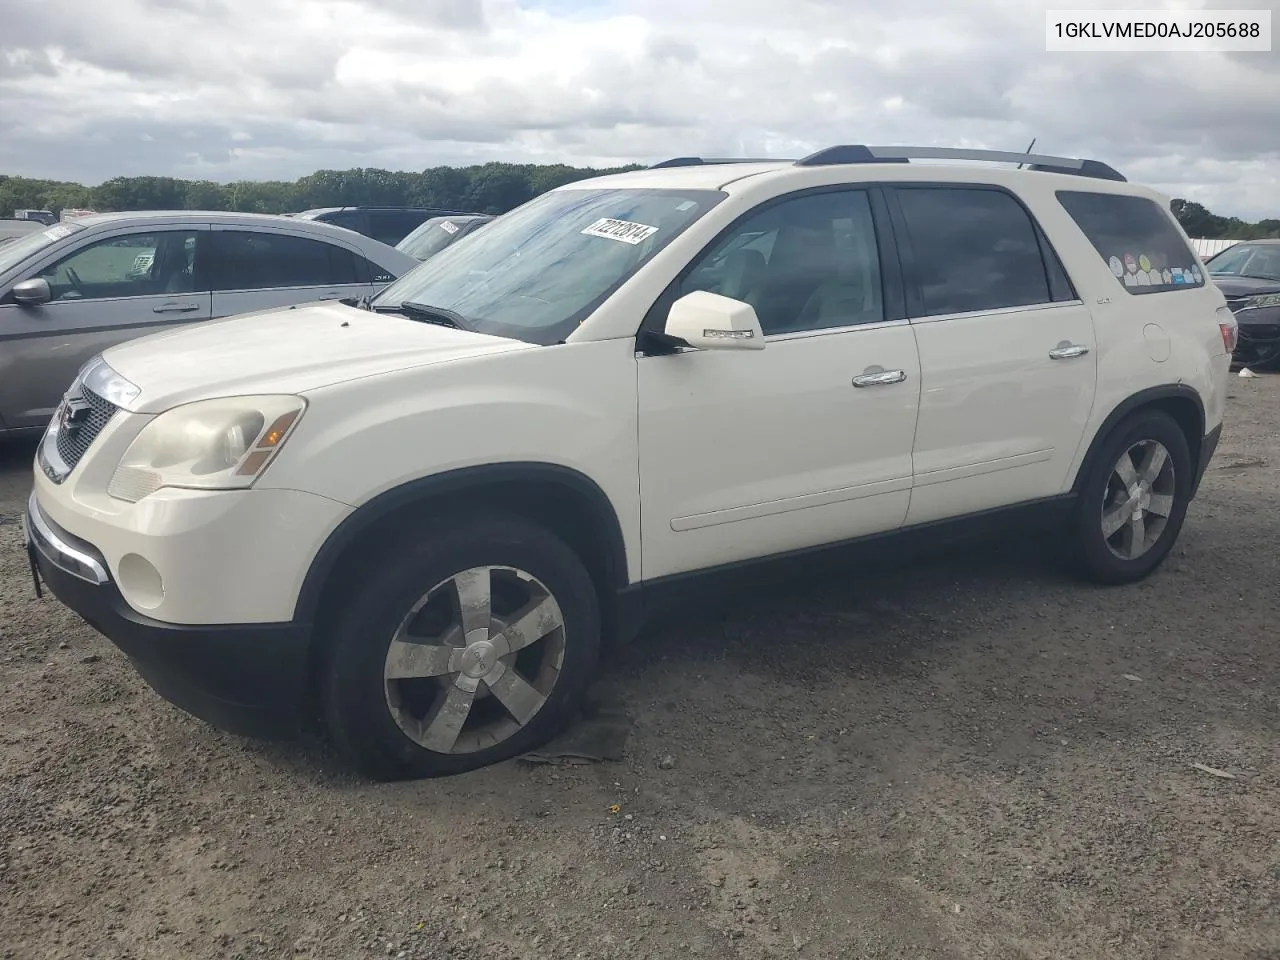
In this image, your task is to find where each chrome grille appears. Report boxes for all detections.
[53,385,118,473]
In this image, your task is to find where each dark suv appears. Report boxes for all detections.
[294,207,471,247]
[1205,239,1280,369]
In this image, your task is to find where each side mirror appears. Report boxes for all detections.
[12,278,52,306]
[664,290,765,351]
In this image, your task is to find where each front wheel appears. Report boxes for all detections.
[320,513,601,780]
[1067,410,1193,585]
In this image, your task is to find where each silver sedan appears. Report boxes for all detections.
[0,211,419,435]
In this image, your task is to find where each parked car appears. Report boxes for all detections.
[0,211,418,434]
[14,209,57,225]
[294,206,471,247]
[25,146,1233,781]
[396,214,495,261]
[1204,239,1280,369]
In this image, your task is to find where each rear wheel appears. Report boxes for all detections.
[1067,410,1193,584]
[321,513,601,780]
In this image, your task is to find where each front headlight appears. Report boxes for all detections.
[107,396,305,502]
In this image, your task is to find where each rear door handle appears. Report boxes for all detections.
[153,303,200,314]
[852,368,907,387]
[1049,342,1090,360]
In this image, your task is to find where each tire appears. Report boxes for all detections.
[320,511,601,780]
[1067,409,1193,585]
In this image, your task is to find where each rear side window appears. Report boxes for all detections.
[212,231,363,290]
[895,187,1056,317]
[320,211,363,232]
[369,211,429,246]
[1057,191,1205,294]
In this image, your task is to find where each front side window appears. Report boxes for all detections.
[1206,243,1280,282]
[680,189,884,334]
[1058,191,1207,293]
[35,230,200,302]
[211,231,360,290]
[896,187,1053,317]
[372,187,724,345]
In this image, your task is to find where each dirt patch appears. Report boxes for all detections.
[2,378,1279,960]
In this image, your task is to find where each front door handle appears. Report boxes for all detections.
[852,368,907,388]
[152,303,200,314]
[1049,342,1090,360]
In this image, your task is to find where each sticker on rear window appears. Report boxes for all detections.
[43,225,74,241]
[581,218,659,245]
[440,221,459,235]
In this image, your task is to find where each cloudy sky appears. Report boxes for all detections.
[1,0,1277,217]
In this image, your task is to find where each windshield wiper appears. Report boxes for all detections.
[374,301,473,330]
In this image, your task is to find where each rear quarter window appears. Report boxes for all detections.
[1057,191,1205,294]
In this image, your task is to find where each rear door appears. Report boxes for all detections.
[0,225,211,428]
[888,184,1098,525]
[208,227,376,317]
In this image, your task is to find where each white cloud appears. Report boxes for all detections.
[0,0,1276,218]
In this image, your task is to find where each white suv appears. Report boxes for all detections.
[24,146,1236,780]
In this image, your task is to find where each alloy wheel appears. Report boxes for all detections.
[1101,439,1176,561]
[383,565,566,754]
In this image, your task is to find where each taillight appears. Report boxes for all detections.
[1217,306,1238,353]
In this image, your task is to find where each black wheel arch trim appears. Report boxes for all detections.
[292,462,631,624]
[1070,384,1207,496]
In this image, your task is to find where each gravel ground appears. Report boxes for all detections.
[1,378,1278,960]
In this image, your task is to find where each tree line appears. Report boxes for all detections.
[1169,199,1280,241]
[0,162,644,220]
[2,164,1276,239]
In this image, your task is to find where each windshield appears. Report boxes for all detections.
[372,187,725,344]
[1207,244,1280,281]
[397,217,478,261]
[0,221,86,276]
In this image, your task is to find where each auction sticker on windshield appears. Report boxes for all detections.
[581,218,659,245]
[440,221,459,235]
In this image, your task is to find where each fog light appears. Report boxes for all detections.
[117,554,164,610]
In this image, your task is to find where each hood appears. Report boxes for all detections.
[1210,274,1280,298]
[102,301,534,413]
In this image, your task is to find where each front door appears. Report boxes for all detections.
[888,185,1099,526]
[637,188,922,581]
[0,226,211,429]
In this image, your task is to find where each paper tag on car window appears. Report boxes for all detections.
[581,218,659,245]
[43,225,74,241]
[440,221,459,235]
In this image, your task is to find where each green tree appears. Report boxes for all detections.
[183,180,230,210]
[1171,198,1228,238]
[462,163,536,214]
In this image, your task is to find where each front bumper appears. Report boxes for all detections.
[1234,323,1280,367]
[25,492,312,739]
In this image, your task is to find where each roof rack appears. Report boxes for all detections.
[648,157,790,169]
[794,145,1126,181]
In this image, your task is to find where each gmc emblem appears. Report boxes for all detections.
[57,397,92,438]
